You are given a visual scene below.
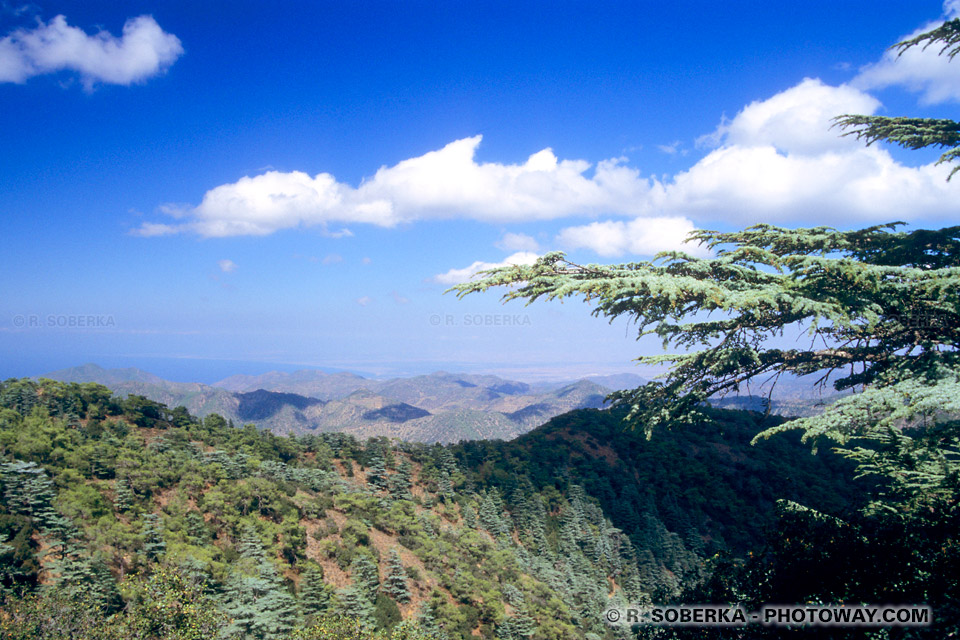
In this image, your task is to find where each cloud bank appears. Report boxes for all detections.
[138,136,657,237]
[140,6,960,261]
[141,81,959,244]
[0,14,182,88]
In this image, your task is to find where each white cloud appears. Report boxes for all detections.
[853,14,960,104]
[140,64,960,241]
[322,253,342,265]
[137,136,661,237]
[217,259,237,273]
[709,79,881,154]
[391,291,410,304]
[0,14,182,88]
[496,232,539,252]
[657,141,683,155]
[659,78,959,224]
[433,251,539,285]
[556,217,709,258]
[356,296,373,307]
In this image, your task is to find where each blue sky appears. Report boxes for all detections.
[2,1,959,383]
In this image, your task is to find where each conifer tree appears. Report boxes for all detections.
[141,513,166,561]
[836,18,960,178]
[220,525,297,639]
[383,548,411,603]
[436,470,454,501]
[298,563,331,622]
[1,461,56,523]
[461,503,478,529]
[113,479,134,513]
[366,448,389,492]
[455,222,960,511]
[350,553,380,604]
[389,460,414,500]
[184,510,208,541]
[334,585,375,625]
[416,601,449,640]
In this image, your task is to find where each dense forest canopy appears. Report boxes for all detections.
[0,377,865,639]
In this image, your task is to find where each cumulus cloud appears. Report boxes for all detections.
[432,251,539,285]
[136,136,661,237]
[0,14,183,88]
[854,36,960,103]
[707,79,880,154]
[140,52,960,243]
[853,2,960,104]
[659,78,958,225]
[217,259,237,273]
[556,217,709,258]
[496,232,539,252]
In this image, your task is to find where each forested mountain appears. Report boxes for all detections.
[0,377,863,639]
[40,365,611,443]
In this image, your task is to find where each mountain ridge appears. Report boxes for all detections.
[37,364,625,443]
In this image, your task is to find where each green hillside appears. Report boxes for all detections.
[0,377,873,639]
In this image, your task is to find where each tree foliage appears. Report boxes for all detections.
[453,221,960,510]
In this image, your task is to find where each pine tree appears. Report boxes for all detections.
[366,448,389,492]
[141,513,166,561]
[220,525,297,639]
[113,479,134,513]
[383,548,411,603]
[334,585,375,624]
[461,503,478,529]
[350,553,380,604]
[298,563,331,622]
[454,222,960,511]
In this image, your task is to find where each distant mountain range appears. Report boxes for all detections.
[39,364,645,443]
[38,363,846,442]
